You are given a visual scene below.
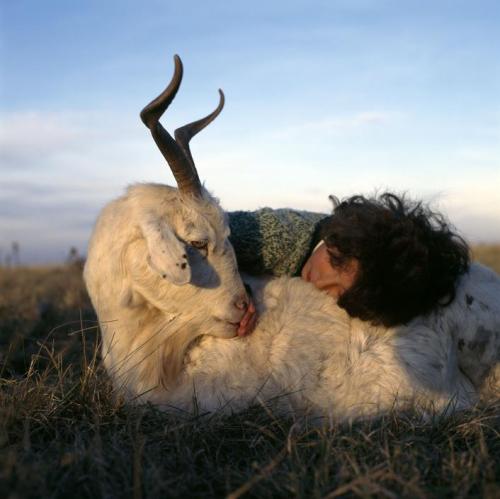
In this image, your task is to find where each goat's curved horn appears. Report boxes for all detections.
[174,89,225,167]
[139,55,202,196]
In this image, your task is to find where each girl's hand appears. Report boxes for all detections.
[237,298,257,336]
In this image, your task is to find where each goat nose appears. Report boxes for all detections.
[234,296,248,310]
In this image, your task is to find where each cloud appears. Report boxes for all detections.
[0,111,87,166]
[0,183,100,264]
[269,111,396,140]
[1,107,499,264]
[0,109,148,173]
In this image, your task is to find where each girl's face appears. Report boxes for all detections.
[301,242,359,298]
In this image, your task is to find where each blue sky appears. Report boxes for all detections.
[1,0,499,263]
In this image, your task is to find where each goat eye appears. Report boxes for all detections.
[190,240,208,250]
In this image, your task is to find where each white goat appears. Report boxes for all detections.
[84,56,500,421]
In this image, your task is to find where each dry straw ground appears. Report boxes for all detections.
[1,247,499,498]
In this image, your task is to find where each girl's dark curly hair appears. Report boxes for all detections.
[319,193,470,327]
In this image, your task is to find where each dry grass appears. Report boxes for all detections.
[472,245,500,275]
[0,248,499,498]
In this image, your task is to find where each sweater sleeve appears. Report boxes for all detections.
[228,208,328,277]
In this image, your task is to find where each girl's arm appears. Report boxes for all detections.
[228,208,328,277]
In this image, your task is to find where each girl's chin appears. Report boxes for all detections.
[302,269,313,283]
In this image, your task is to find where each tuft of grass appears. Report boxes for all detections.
[0,263,94,375]
[1,334,499,498]
[1,252,499,498]
[1,339,499,498]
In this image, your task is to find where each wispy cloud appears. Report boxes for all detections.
[0,111,90,166]
[1,106,499,264]
[0,109,154,169]
[269,111,396,140]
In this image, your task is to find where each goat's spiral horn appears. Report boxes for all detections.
[140,55,224,197]
[174,89,225,170]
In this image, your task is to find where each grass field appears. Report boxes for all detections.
[1,248,499,498]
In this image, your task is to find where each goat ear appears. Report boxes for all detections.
[140,215,191,285]
[158,327,201,389]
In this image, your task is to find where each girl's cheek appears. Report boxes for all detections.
[325,285,342,299]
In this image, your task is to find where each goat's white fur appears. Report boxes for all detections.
[85,183,500,420]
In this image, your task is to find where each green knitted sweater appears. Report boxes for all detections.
[228,208,328,277]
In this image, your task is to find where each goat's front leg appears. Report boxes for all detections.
[140,213,191,285]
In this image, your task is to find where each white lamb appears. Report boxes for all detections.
[84,56,500,421]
